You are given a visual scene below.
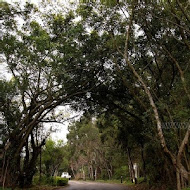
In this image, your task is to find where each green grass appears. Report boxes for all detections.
[25,185,62,190]
[92,179,135,186]
[0,176,68,190]
[94,177,145,186]
[182,188,190,190]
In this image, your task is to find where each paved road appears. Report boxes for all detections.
[58,180,131,190]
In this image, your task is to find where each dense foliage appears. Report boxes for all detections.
[67,114,127,181]
[33,176,68,186]
[0,1,190,190]
[40,139,69,177]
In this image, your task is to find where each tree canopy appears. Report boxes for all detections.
[0,1,190,190]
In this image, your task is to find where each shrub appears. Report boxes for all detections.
[32,176,68,186]
[113,165,128,180]
[33,176,49,185]
[56,177,68,186]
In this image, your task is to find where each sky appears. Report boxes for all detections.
[47,106,83,142]
[47,114,82,142]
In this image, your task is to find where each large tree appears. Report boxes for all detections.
[74,1,190,189]
[0,2,105,187]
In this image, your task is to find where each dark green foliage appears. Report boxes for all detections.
[40,139,69,177]
[145,142,176,188]
[33,176,68,186]
[0,1,106,187]
[67,114,128,180]
[56,177,68,186]
[113,166,128,180]
[1,1,190,189]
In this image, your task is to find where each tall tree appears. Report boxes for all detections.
[41,139,68,177]
[0,2,104,187]
[75,1,190,189]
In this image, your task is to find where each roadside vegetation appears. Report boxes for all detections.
[0,1,190,190]
[33,176,68,187]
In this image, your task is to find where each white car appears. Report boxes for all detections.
[61,172,71,179]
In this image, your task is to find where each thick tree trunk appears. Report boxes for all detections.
[91,166,94,180]
[1,133,45,188]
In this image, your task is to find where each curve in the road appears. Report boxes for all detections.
[57,180,131,190]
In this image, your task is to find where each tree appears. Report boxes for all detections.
[41,139,68,177]
[67,114,100,180]
[122,2,190,190]
[0,2,105,187]
[67,113,129,181]
[108,1,190,189]
[74,1,190,189]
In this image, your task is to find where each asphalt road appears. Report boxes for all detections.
[58,180,131,190]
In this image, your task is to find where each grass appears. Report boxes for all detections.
[87,179,137,186]
[24,185,65,190]
[94,177,145,186]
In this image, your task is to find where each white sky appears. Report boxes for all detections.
[49,106,83,142]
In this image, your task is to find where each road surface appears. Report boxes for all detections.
[57,180,131,190]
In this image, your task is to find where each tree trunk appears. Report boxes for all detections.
[94,168,97,181]
[3,161,8,189]
[176,168,181,190]
[82,166,85,180]
[70,165,76,179]
[127,148,136,183]
[39,148,42,184]
[91,166,94,180]
[105,163,111,180]
[140,144,146,180]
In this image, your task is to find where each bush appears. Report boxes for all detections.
[32,176,68,186]
[113,166,128,180]
[33,176,50,185]
[55,177,68,186]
